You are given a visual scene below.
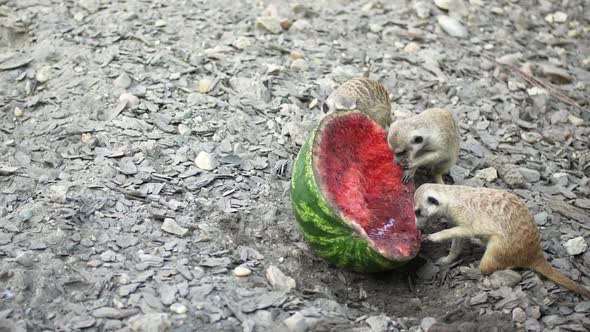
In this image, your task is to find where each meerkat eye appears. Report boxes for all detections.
[413,136,424,144]
[427,196,439,206]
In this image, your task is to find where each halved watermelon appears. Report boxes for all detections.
[290,111,421,272]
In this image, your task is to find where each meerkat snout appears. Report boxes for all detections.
[413,185,443,229]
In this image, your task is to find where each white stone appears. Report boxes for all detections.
[512,307,527,323]
[564,237,587,256]
[161,218,189,237]
[113,73,132,89]
[35,65,52,83]
[178,124,191,135]
[48,185,68,203]
[14,107,23,117]
[475,167,498,182]
[233,36,252,49]
[198,79,212,94]
[568,115,584,126]
[404,42,420,54]
[290,59,308,72]
[413,1,431,19]
[195,151,219,171]
[129,313,171,332]
[170,303,187,315]
[119,93,140,109]
[266,265,296,292]
[553,11,567,23]
[266,64,284,75]
[420,317,437,331]
[256,16,282,34]
[233,266,252,277]
[437,15,468,38]
[155,19,166,27]
[551,172,568,186]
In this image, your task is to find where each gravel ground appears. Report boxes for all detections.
[1,0,589,331]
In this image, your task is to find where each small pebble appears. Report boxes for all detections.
[568,115,584,126]
[475,167,497,182]
[233,266,252,277]
[563,237,587,256]
[35,65,52,83]
[14,107,24,117]
[420,317,437,331]
[195,151,219,171]
[518,167,540,183]
[161,218,189,237]
[48,185,67,203]
[170,303,187,315]
[437,15,468,38]
[113,73,132,89]
[533,212,549,226]
[266,64,284,75]
[290,59,308,72]
[178,124,191,136]
[256,16,282,34]
[19,209,33,221]
[512,307,526,323]
[233,36,252,49]
[413,1,430,19]
[119,93,140,109]
[169,72,181,80]
[290,51,303,60]
[404,42,420,54]
[488,270,521,288]
[199,79,212,94]
[280,18,290,30]
[155,19,166,27]
[551,172,568,187]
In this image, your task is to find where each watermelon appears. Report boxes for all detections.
[290,111,421,272]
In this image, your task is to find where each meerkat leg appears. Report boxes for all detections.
[437,238,465,265]
[479,238,505,274]
[427,227,472,243]
[433,172,444,184]
[403,152,447,184]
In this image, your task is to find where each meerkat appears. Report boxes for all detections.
[414,183,590,299]
[323,77,392,129]
[387,108,459,185]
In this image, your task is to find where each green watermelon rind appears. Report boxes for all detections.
[290,114,412,273]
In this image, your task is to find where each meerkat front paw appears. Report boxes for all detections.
[427,233,443,242]
[402,168,415,184]
[436,255,456,265]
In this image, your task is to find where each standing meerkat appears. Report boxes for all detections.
[414,183,590,299]
[387,108,460,185]
[323,77,392,129]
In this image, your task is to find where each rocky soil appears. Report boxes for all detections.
[1,0,589,331]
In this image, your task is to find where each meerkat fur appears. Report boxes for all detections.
[414,183,590,299]
[387,108,460,185]
[324,77,392,129]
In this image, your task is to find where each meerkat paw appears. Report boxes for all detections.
[402,169,415,184]
[427,233,442,242]
[436,255,456,265]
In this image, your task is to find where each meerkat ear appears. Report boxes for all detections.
[413,136,423,144]
[427,196,439,206]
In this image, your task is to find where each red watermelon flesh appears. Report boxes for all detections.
[315,113,421,260]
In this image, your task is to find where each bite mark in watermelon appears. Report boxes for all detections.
[290,111,421,272]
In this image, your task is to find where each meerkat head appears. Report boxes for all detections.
[387,124,428,166]
[413,184,445,229]
[323,93,357,114]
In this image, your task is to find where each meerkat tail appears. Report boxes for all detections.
[530,260,590,299]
